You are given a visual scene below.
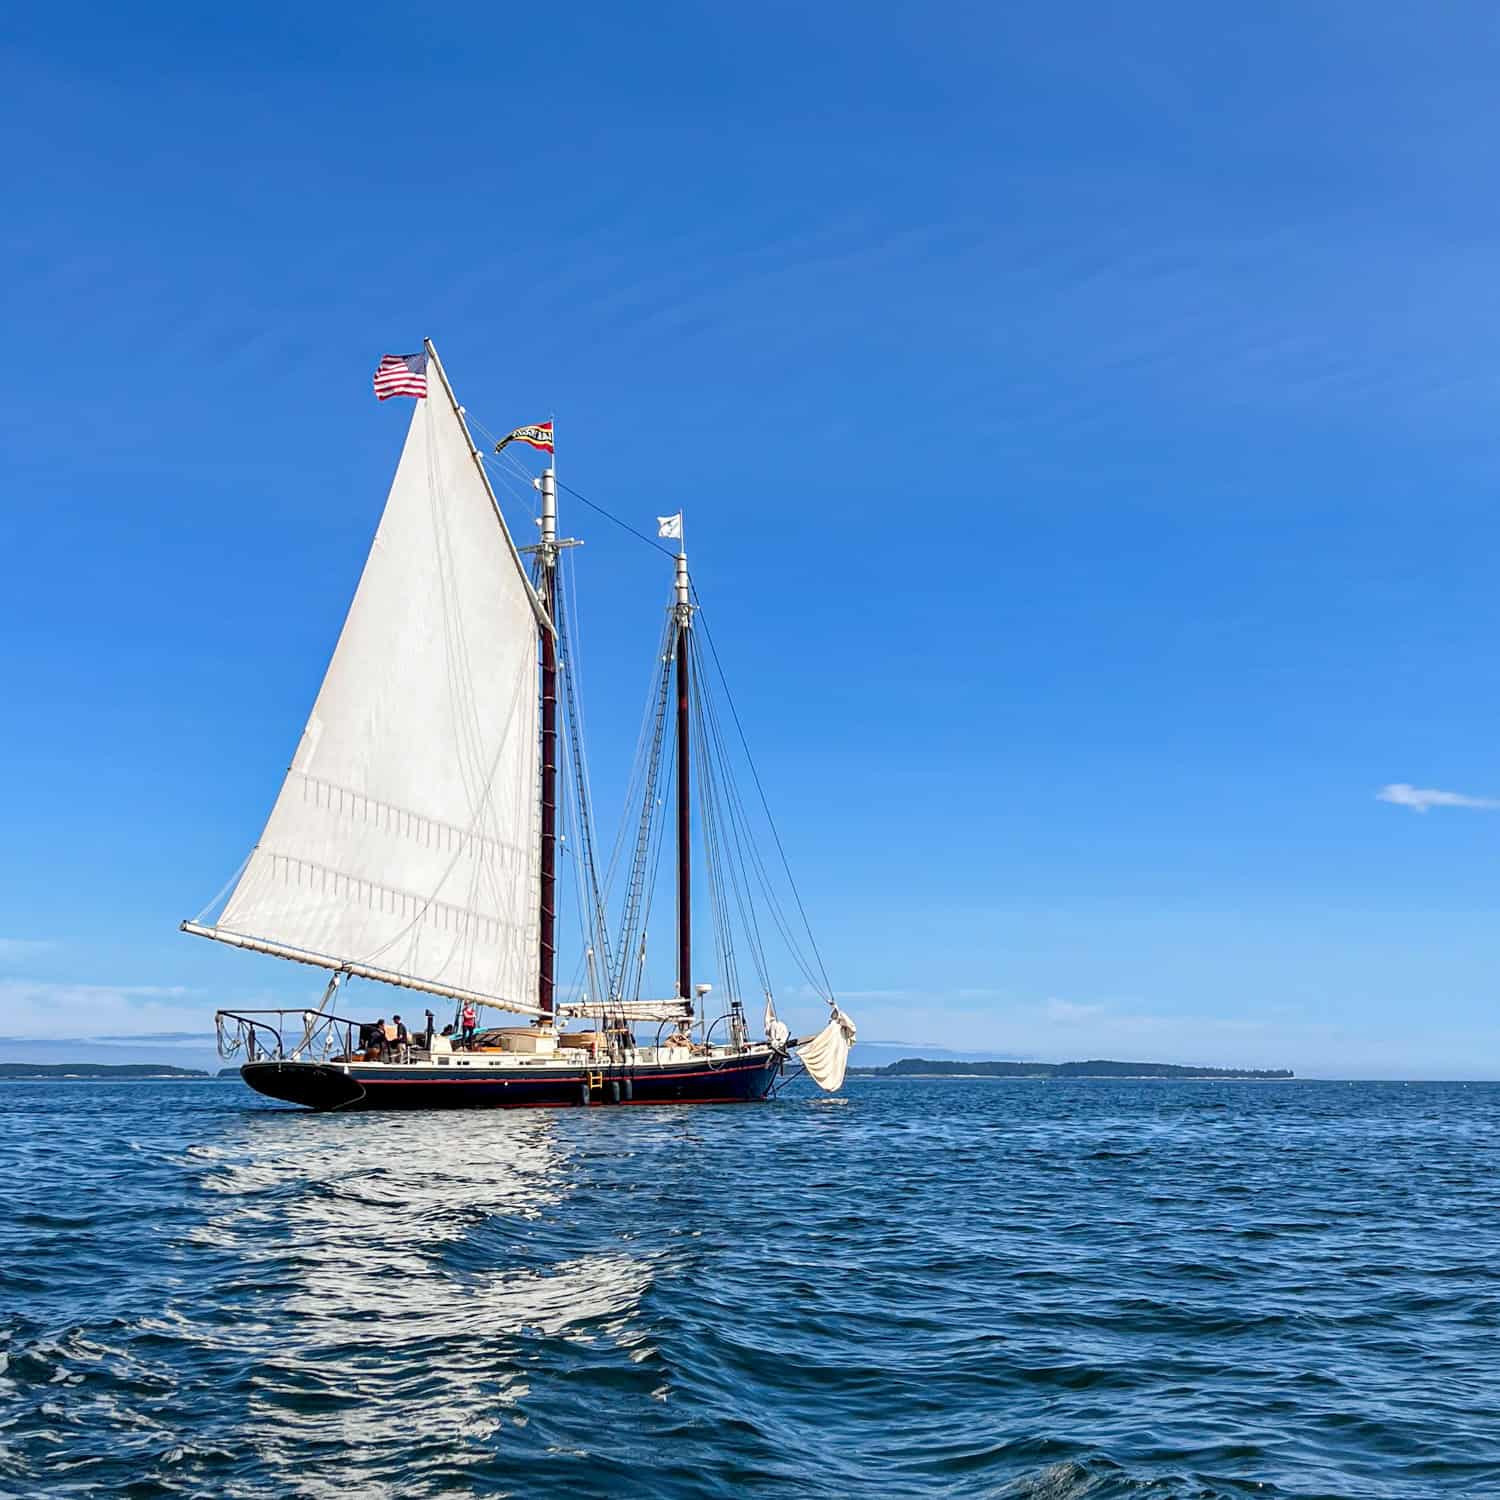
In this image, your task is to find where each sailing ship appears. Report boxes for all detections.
[183,341,855,1110]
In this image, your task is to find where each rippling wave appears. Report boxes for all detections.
[3,1079,1498,1497]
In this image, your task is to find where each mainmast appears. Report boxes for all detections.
[538,466,559,1022]
[674,549,693,1009]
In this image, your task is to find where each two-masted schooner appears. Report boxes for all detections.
[183,341,854,1110]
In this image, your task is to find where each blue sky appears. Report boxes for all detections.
[6,3,1500,1076]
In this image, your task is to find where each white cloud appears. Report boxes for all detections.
[0,979,206,1039]
[1377,783,1500,814]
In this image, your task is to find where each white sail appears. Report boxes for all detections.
[201,345,547,1013]
[796,1007,857,1092]
[559,998,693,1022]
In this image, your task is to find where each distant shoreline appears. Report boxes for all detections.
[850,1072,1296,1081]
[848,1058,1294,1080]
[0,1063,213,1081]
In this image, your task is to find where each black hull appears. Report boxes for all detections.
[239,1052,782,1111]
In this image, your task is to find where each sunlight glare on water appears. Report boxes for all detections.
[3,1078,1499,1498]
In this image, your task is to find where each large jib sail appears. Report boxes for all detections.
[186,343,549,1016]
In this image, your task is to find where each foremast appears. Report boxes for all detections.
[673,548,694,1014]
[538,467,560,1022]
[530,462,587,1024]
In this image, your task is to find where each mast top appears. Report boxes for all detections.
[521,466,580,574]
[539,466,557,551]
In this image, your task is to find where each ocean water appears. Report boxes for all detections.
[3,1079,1499,1499]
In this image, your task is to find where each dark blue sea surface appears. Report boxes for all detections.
[3,1078,1499,1498]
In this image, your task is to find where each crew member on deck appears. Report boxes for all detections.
[392,1014,409,1063]
[460,1002,477,1049]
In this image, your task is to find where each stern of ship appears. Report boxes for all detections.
[240,1060,367,1110]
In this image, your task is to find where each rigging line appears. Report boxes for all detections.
[697,644,774,998]
[637,733,675,1003]
[562,553,607,916]
[555,558,614,987]
[193,850,252,926]
[467,413,540,487]
[705,703,754,1006]
[630,674,674,1002]
[697,635,809,994]
[619,633,677,1004]
[692,644,743,1008]
[466,416,545,537]
[555,479,678,557]
[599,608,675,900]
[687,600,820,991]
[691,593,836,1002]
[559,708,599,1003]
[695,617,821,992]
[480,451,538,505]
[608,611,676,1000]
[689,643,730,976]
[556,671,590,990]
[558,559,607,944]
[490,450,545,508]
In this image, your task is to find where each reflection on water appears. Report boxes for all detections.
[3,1090,685,1498]
[183,1110,661,1490]
[7,1080,1500,1498]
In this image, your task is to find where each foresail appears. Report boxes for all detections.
[796,1007,857,1092]
[210,351,544,1013]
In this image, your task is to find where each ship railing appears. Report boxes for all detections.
[215,1008,366,1065]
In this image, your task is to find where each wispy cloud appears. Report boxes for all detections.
[1376,783,1500,814]
[0,980,203,1039]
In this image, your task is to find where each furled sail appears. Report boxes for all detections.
[559,998,693,1023]
[796,1007,857,1092]
[191,345,548,1014]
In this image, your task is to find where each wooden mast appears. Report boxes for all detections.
[674,550,692,1009]
[538,467,559,1021]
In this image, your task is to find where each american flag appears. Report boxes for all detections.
[372,351,428,401]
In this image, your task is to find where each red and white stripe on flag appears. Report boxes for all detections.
[496,421,554,454]
[372,352,429,401]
